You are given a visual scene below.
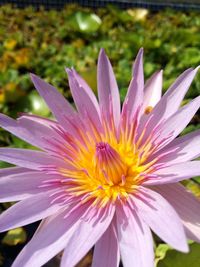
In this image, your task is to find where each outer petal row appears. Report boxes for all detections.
[154,183,200,243]
[133,187,188,252]
[12,203,115,267]
[116,206,154,267]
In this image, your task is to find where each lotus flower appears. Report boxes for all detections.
[0,49,200,267]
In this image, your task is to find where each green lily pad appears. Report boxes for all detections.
[158,243,200,267]
[72,12,101,33]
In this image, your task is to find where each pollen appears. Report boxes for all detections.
[58,128,154,207]
[145,106,153,114]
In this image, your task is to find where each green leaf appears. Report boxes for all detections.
[72,12,101,33]
[155,244,172,266]
[2,227,27,246]
[158,243,200,267]
[28,91,50,116]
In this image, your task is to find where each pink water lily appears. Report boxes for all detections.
[0,48,200,267]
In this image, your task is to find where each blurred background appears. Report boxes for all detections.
[0,0,200,266]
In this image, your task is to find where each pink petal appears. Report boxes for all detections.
[18,113,58,127]
[0,171,59,202]
[61,204,115,267]
[66,68,102,132]
[116,205,154,267]
[0,167,29,177]
[12,205,85,267]
[97,49,121,129]
[154,95,200,149]
[154,183,200,243]
[0,148,66,170]
[145,161,200,185]
[122,48,144,121]
[146,67,199,130]
[92,222,120,267]
[155,129,200,164]
[30,74,80,136]
[67,68,101,117]
[0,190,63,232]
[0,113,62,150]
[158,67,199,119]
[133,186,188,252]
[143,70,163,110]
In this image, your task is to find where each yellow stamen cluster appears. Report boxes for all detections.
[59,120,156,207]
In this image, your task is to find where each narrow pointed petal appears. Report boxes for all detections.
[97,49,120,128]
[116,206,154,267]
[134,187,188,252]
[159,67,199,118]
[0,148,66,170]
[155,129,200,164]
[67,68,100,117]
[122,48,144,120]
[145,161,200,185]
[61,205,115,267]
[154,95,200,148]
[148,67,199,127]
[66,68,102,132]
[0,167,29,177]
[92,222,120,267]
[18,113,58,127]
[13,203,113,267]
[11,205,87,267]
[154,183,200,243]
[143,70,162,110]
[0,171,59,202]
[0,114,62,150]
[30,74,80,135]
[0,190,63,232]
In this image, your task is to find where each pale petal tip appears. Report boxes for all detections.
[30,72,36,80]
[195,65,200,72]
[65,67,72,75]
[30,73,41,84]
[180,242,189,253]
[99,48,107,60]
[136,47,144,59]
[138,47,144,54]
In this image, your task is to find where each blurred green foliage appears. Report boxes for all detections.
[0,4,199,148]
[158,243,200,267]
[0,4,200,118]
[0,4,200,266]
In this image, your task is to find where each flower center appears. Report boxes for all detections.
[95,142,127,185]
[58,138,149,207]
